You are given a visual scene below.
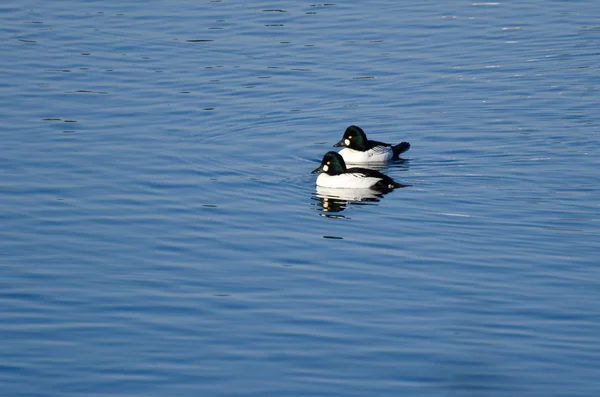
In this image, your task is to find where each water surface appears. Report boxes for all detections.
[1,1,600,396]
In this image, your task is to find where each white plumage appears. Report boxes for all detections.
[316,186,382,201]
[316,172,383,189]
[338,146,394,164]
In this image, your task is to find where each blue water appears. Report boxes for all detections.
[2,1,600,396]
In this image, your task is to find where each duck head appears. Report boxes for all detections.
[333,125,368,151]
[312,151,348,175]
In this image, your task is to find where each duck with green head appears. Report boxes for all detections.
[333,125,410,164]
[312,151,407,192]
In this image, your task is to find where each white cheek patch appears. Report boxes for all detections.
[344,139,350,146]
[322,164,329,172]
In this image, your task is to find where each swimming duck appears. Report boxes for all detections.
[334,125,410,163]
[312,151,406,192]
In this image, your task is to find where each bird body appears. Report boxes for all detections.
[312,151,406,192]
[334,125,410,164]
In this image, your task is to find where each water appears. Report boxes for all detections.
[1,1,600,396]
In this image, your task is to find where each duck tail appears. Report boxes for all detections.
[372,179,410,192]
[392,142,410,157]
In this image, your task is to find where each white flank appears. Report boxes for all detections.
[316,186,382,201]
[316,172,381,189]
[339,146,393,164]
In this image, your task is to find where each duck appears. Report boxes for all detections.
[333,125,410,163]
[312,151,407,192]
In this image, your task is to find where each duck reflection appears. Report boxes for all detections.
[313,186,387,215]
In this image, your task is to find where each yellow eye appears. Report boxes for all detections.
[326,161,331,165]
[348,136,352,139]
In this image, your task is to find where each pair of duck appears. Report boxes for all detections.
[312,125,410,192]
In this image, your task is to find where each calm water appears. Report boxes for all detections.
[1,1,600,396]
